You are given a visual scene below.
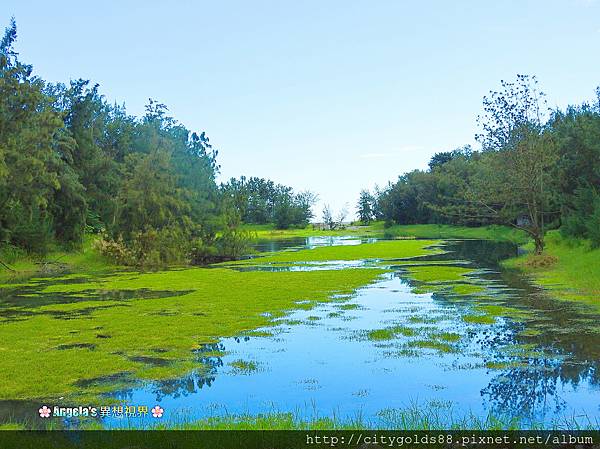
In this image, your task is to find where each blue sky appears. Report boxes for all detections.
[4,0,600,218]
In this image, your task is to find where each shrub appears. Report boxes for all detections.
[93,234,134,265]
[10,217,54,256]
[524,254,559,269]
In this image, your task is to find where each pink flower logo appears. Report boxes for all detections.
[151,405,164,418]
[38,406,51,418]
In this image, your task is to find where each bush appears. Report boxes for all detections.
[0,244,26,264]
[524,254,559,269]
[560,186,600,248]
[93,234,133,265]
[10,217,54,256]
[94,227,188,267]
[586,206,600,248]
[190,227,253,265]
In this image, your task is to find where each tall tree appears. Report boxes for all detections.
[0,19,74,251]
[450,75,559,253]
[356,189,375,224]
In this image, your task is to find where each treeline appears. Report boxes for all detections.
[0,20,302,267]
[358,75,600,253]
[220,176,317,229]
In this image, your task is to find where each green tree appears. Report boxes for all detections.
[356,189,375,224]
[0,19,72,251]
[450,75,559,254]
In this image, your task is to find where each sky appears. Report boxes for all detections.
[3,0,600,219]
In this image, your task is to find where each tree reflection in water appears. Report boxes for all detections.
[151,343,226,400]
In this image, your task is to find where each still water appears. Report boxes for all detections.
[98,238,600,428]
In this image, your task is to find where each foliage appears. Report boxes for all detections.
[365,75,599,255]
[221,176,317,229]
[503,230,600,309]
[0,20,251,266]
[356,189,375,224]
[560,186,600,248]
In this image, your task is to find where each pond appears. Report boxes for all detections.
[107,238,600,428]
[1,237,599,429]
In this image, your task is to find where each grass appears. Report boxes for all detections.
[0,266,386,401]
[462,314,496,325]
[403,265,475,283]
[365,325,415,341]
[383,224,528,243]
[244,222,529,244]
[75,401,598,430]
[503,230,600,311]
[431,331,461,342]
[230,359,260,374]
[402,265,487,296]
[406,339,455,353]
[230,239,442,264]
[0,235,113,283]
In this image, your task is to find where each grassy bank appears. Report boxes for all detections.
[0,236,113,282]
[503,231,600,311]
[79,406,596,431]
[382,224,528,243]
[245,222,527,243]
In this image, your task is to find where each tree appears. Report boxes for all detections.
[471,130,558,254]
[446,75,559,254]
[322,204,348,230]
[476,74,547,151]
[428,145,472,170]
[0,19,72,252]
[356,189,375,224]
[322,205,334,230]
[221,177,316,229]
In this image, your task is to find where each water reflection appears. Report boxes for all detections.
[98,240,600,428]
[249,236,379,255]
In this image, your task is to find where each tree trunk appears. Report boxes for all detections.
[533,234,544,255]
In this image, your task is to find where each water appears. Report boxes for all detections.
[250,235,379,254]
[2,237,599,429]
[97,238,600,428]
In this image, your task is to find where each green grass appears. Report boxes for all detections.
[404,265,475,283]
[0,235,114,283]
[77,402,595,430]
[463,314,496,325]
[0,266,385,401]
[365,325,415,341]
[383,224,527,243]
[244,222,528,244]
[431,331,461,342]
[503,230,600,311]
[230,239,442,264]
[230,359,260,374]
[406,339,456,353]
[402,265,487,296]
